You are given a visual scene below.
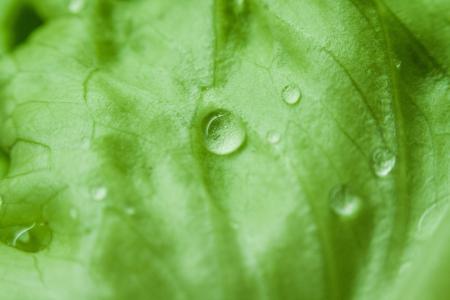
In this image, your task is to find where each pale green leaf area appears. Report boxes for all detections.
[0,0,449,299]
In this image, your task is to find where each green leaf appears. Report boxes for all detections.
[0,0,448,299]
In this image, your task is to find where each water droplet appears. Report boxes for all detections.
[69,0,85,13]
[125,206,136,216]
[329,185,361,218]
[395,59,402,69]
[266,130,281,144]
[282,84,301,105]
[69,208,79,220]
[372,148,396,177]
[92,187,108,201]
[202,109,246,155]
[81,137,91,150]
[417,201,449,239]
[0,223,52,253]
[398,261,412,276]
[233,0,246,13]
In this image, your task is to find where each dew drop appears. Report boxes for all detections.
[372,148,396,177]
[282,84,301,105]
[266,130,281,144]
[417,201,449,239]
[92,186,108,201]
[202,109,246,155]
[0,223,52,253]
[329,185,361,218]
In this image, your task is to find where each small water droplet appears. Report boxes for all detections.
[395,59,402,69]
[69,0,85,13]
[282,84,301,105]
[329,185,361,218]
[81,137,91,150]
[202,109,246,155]
[372,148,396,177]
[266,130,281,144]
[0,223,52,253]
[92,187,108,201]
[417,201,449,239]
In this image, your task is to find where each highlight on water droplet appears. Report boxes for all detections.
[266,130,281,144]
[417,200,449,239]
[329,185,361,218]
[0,222,52,253]
[92,186,108,201]
[202,109,246,155]
[69,0,85,13]
[281,84,301,105]
[372,147,396,177]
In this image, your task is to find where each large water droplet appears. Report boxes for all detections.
[417,201,449,239]
[282,84,301,105]
[202,109,246,155]
[329,185,361,218]
[0,223,52,253]
[372,148,396,177]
